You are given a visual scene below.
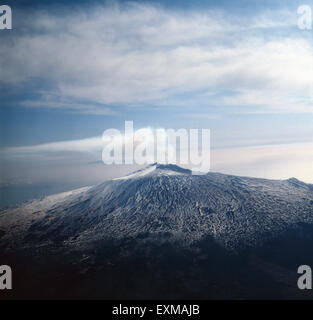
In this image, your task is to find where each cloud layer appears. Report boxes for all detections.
[2,134,313,184]
[1,2,313,114]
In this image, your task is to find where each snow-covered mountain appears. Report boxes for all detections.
[1,163,313,251]
[1,164,313,299]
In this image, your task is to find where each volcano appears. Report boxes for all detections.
[1,164,313,299]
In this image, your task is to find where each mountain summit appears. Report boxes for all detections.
[113,163,192,180]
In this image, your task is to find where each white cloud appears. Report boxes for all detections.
[1,2,313,113]
[2,137,104,155]
[1,126,160,156]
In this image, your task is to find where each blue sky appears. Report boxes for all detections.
[1,0,313,206]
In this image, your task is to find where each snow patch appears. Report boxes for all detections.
[114,165,157,180]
